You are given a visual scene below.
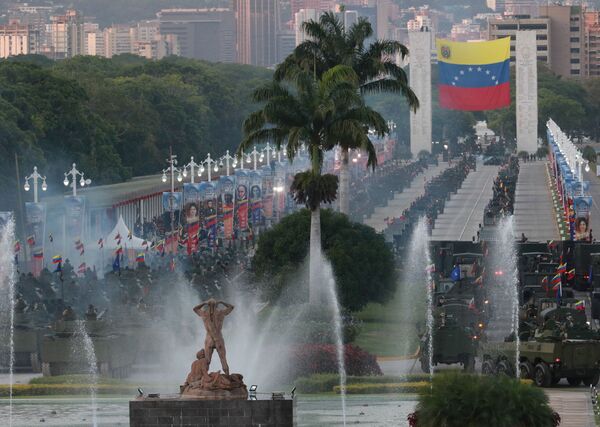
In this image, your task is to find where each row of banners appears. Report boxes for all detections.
[547,127,592,241]
[162,165,305,253]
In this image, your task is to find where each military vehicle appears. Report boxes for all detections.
[41,308,136,377]
[481,299,600,387]
[419,298,481,372]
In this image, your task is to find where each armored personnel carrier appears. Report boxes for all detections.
[481,299,600,387]
[40,307,136,378]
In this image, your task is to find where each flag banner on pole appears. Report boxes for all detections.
[436,37,510,111]
[25,202,46,277]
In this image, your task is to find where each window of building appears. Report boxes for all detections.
[538,56,548,61]
[497,24,518,30]
[536,34,547,40]
[570,58,580,64]
[571,37,580,42]
[571,69,580,75]
[538,45,548,51]
[571,48,580,53]
[521,24,548,30]
[570,27,580,32]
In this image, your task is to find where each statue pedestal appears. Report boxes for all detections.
[130,396,295,427]
[180,372,248,400]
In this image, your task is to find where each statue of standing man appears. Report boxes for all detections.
[193,299,234,375]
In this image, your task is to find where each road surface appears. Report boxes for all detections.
[513,161,560,242]
[429,163,499,241]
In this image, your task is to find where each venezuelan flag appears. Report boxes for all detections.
[436,37,510,111]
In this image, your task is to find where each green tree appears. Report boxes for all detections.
[240,66,386,303]
[583,145,597,164]
[276,12,418,215]
[253,209,396,311]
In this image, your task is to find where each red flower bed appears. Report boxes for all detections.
[289,344,382,377]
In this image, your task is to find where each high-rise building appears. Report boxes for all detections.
[0,20,40,58]
[584,11,600,77]
[103,25,134,58]
[234,0,278,67]
[86,30,104,56]
[487,17,551,65]
[158,9,235,62]
[49,9,84,59]
[377,0,391,39]
[290,0,334,19]
[538,4,584,77]
[295,8,319,46]
[504,0,538,17]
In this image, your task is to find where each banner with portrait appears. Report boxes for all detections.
[162,191,182,232]
[261,165,274,220]
[574,196,592,241]
[235,170,249,233]
[200,182,218,248]
[218,176,235,240]
[249,171,263,227]
[183,184,202,254]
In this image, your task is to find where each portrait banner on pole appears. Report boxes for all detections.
[235,170,249,233]
[249,171,263,227]
[219,176,235,240]
[200,182,217,248]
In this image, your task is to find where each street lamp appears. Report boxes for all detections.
[249,146,260,170]
[24,166,47,203]
[202,153,217,182]
[182,156,203,183]
[221,150,235,176]
[64,163,91,197]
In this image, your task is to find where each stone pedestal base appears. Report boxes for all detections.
[130,396,295,427]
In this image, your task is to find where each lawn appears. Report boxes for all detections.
[354,301,421,358]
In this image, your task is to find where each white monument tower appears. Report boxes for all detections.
[516,31,538,154]
[409,30,432,156]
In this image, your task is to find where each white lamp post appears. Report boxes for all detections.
[221,150,235,176]
[249,146,260,170]
[182,156,203,183]
[63,163,91,197]
[24,166,47,203]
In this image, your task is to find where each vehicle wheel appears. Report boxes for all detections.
[583,372,600,387]
[41,362,51,377]
[567,377,582,386]
[482,359,495,375]
[463,355,475,372]
[497,360,513,377]
[519,361,534,380]
[30,352,41,373]
[534,363,552,387]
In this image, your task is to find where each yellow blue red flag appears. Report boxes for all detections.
[436,37,510,111]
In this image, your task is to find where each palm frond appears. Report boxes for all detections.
[290,171,338,210]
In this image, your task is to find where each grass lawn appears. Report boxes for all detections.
[354,301,420,358]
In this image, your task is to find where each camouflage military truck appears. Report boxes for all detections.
[481,299,600,387]
[420,298,481,373]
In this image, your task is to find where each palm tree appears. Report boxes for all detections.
[275,12,419,215]
[239,66,387,303]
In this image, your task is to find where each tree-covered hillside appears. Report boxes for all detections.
[0,54,271,210]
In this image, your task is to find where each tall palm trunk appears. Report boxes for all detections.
[339,147,350,215]
[309,206,321,304]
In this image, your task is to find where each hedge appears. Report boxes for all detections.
[0,384,138,397]
[334,382,429,394]
[295,373,432,393]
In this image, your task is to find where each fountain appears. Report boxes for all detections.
[73,320,98,427]
[0,219,16,427]
[399,218,434,376]
[488,216,520,377]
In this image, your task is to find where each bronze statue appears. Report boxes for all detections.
[181,299,247,400]
[193,299,233,375]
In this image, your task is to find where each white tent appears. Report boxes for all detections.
[104,215,146,249]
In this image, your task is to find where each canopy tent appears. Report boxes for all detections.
[104,215,146,249]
